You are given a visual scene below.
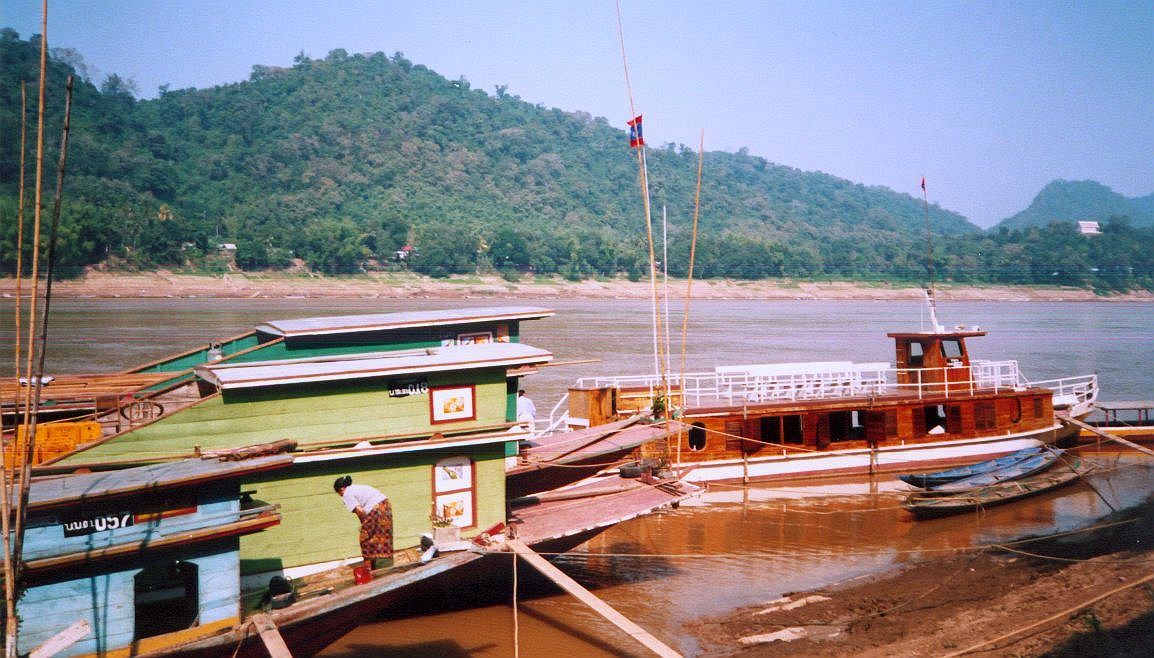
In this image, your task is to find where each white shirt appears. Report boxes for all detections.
[341,483,387,513]
[517,395,537,419]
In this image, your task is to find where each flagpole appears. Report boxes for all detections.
[921,176,942,332]
[617,2,667,407]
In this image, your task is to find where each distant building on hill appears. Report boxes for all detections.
[1077,221,1101,235]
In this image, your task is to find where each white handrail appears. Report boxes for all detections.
[571,360,1097,408]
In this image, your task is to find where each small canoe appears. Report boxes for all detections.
[897,446,1046,488]
[903,458,1088,518]
[927,448,1064,493]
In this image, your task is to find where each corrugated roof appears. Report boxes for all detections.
[28,455,293,510]
[254,306,555,337]
[196,342,553,390]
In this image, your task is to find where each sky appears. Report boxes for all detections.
[4,1,1152,228]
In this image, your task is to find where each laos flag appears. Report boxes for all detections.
[628,115,644,148]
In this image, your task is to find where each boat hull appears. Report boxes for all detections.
[671,424,1072,485]
[903,462,1087,518]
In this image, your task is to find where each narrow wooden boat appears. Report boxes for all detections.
[1077,400,1154,444]
[903,458,1088,518]
[921,447,1064,493]
[897,445,1046,488]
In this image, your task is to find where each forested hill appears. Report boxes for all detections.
[2,31,1153,290]
[997,180,1154,230]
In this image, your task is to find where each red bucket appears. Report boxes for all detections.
[353,566,373,584]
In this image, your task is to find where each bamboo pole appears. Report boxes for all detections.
[2,81,30,658]
[14,74,73,575]
[506,539,682,658]
[6,5,49,653]
[675,131,705,475]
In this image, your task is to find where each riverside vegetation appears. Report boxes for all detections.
[2,29,1154,292]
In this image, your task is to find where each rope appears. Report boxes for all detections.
[941,569,1154,657]
[512,551,520,658]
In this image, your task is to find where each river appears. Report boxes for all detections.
[3,297,1153,656]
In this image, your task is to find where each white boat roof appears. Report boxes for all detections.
[196,342,553,390]
[255,306,555,337]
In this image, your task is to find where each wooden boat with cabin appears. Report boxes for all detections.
[562,318,1098,485]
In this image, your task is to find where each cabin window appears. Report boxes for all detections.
[782,415,804,445]
[975,401,996,430]
[688,423,707,451]
[1033,397,1045,419]
[1010,399,1022,424]
[135,561,199,639]
[760,417,780,446]
[759,415,803,445]
[922,405,947,435]
[433,456,476,528]
[908,341,925,367]
[941,340,964,360]
[827,411,853,442]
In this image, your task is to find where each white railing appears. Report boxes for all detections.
[570,359,1097,410]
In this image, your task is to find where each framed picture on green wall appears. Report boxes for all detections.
[430,385,476,424]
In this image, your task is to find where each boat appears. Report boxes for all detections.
[2,306,694,655]
[558,301,1098,485]
[7,448,696,658]
[9,455,289,657]
[1077,400,1154,444]
[902,457,1089,518]
[897,445,1046,488]
[914,447,1064,493]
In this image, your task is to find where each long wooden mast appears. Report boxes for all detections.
[615,1,668,398]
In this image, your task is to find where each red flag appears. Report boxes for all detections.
[920,176,926,191]
[628,115,644,148]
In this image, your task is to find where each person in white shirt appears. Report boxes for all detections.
[516,388,537,432]
[333,475,392,571]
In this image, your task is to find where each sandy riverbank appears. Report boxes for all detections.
[3,271,1153,301]
[691,499,1154,657]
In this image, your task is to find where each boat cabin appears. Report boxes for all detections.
[11,455,288,657]
[888,329,985,393]
[7,307,558,466]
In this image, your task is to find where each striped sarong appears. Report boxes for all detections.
[359,499,393,560]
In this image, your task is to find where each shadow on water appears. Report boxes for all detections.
[366,540,679,623]
[317,639,479,658]
[1001,491,1154,562]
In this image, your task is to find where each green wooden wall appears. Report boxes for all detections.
[62,369,512,464]
[239,445,508,573]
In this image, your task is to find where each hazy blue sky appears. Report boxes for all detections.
[5,1,1152,227]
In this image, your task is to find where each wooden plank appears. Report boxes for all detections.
[506,538,682,658]
[250,613,294,658]
[1061,415,1154,458]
